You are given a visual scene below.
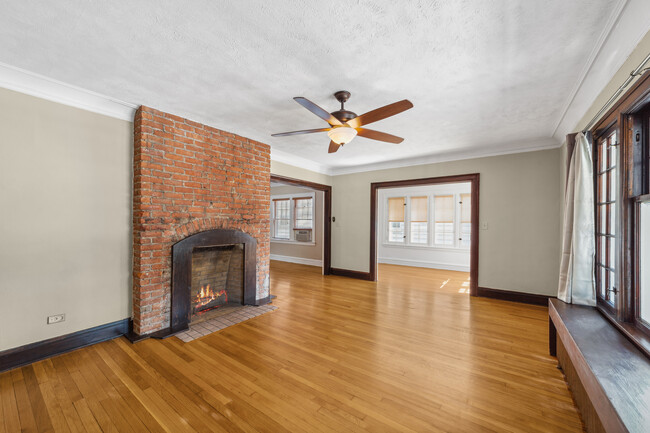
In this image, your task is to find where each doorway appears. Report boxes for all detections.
[370,174,479,295]
[270,174,331,275]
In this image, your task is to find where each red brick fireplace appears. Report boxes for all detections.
[131,106,270,337]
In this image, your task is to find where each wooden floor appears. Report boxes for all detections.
[0,262,583,432]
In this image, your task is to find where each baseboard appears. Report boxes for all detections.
[0,318,129,373]
[330,268,374,281]
[477,286,555,306]
[270,254,322,267]
[378,257,470,272]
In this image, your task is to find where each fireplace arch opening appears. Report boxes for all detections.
[170,229,257,334]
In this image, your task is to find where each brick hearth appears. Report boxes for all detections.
[132,106,270,336]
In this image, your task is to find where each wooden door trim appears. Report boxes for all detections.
[370,173,480,295]
[270,174,332,275]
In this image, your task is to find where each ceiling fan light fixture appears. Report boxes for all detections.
[327,125,357,145]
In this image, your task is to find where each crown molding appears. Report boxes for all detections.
[0,62,137,121]
[551,0,627,137]
[270,137,560,177]
[553,0,650,141]
[326,138,560,176]
[270,148,333,175]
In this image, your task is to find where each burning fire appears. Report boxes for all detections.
[194,284,228,311]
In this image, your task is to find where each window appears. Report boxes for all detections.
[595,130,618,309]
[434,195,454,245]
[272,198,290,239]
[459,193,471,247]
[588,79,650,348]
[383,189,471,249]
[388,197,405,242]
[294,197,313,229]
[409,196,428,244]
[271,194,315,242]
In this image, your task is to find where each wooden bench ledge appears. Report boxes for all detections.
[548,298,650,433]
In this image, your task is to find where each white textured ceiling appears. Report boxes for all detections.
[0,1,629,172]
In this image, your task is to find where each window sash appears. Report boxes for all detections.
[434,195,454,245]
[595,131,618,307]
[294,197,313,229]
[272,199,291,239]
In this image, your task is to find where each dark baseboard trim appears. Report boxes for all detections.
[0,318,129,373]
[330,268,374,281]
[477,286,555,306]
[124,320,189,343]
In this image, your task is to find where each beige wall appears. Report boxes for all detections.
[270,186,323,262]
[0,88,132,351]
[270,160,332,186]
[331,149,562,295]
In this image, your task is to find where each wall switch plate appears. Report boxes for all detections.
[480,222,488,230]
[47,314,65,324]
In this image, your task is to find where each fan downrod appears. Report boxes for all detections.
[332,90,357,123]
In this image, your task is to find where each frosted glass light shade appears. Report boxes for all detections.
[327,126,357,145]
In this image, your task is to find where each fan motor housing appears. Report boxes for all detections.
[331,110,357,123]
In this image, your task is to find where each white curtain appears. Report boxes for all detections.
[558,132,596,305]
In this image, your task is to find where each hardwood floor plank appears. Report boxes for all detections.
[71,399,103,433]
[31,361,74,433]
[0,371,21,433]
[1,262,583,432]
[10,369,38,432]
[86,346,167,433]
[22,365,55,432]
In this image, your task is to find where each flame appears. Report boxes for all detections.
[194,284,228,310]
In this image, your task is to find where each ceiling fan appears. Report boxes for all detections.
[271,91,413,153]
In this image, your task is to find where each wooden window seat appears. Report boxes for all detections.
[548,299,650,432]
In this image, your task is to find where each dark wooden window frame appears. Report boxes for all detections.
[594,125,619,314]
[270,174,332,275]
[369,173,479,295]
[591,71,650,355]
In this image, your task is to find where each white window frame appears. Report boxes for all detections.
[270,192,316,244]
[382,191,470,251]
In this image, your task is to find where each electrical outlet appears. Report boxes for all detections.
[47,314,65,324]
[480,222,488,230]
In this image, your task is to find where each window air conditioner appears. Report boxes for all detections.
[294,230,312,242]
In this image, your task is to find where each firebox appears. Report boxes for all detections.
[190,244,244,321]
[167,229,258,335]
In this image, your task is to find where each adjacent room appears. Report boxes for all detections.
[1,1,650,432]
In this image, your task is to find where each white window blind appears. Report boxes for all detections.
[434,195,454,245]
[388,197,405,242]
[410,196,428,244]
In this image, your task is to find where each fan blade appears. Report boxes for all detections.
[272,128,330,137]
[328,141,341,153]
[346,99,413,128]
[294,97,343,126]
[356,128,404,144]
